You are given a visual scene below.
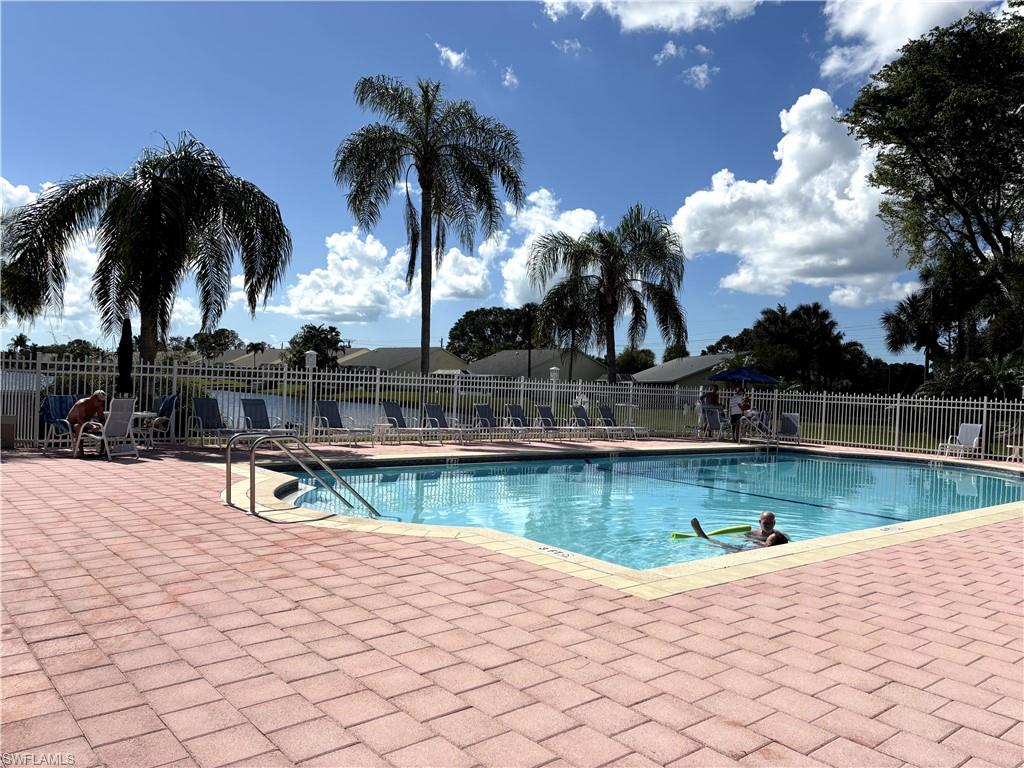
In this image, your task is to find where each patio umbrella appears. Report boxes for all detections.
[116,317,133,396]
[708,367,779,386]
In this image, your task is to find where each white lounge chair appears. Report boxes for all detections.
[699,406,730,440]
[939,423,982,458]
[74,397,139,461]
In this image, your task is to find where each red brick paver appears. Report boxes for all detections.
[1,451,1021,767]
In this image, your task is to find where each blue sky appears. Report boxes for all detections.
[1,0,999,361]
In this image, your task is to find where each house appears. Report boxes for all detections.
[632,352,738,387]
[338,347,468,374]
[467,349,607,381]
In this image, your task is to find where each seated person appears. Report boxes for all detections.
[745,511,789,545]
[68,390,106,457]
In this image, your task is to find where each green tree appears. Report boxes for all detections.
[662,343,688,362]
[334,76,525,375]
[285,324,342,369]
[245,341,269,368]
[5,332,31,355]
[446,303,547,363]
[882,292,945,377]
[1,134,292,363]
[59,339,108,360]
[841,8,1023,299]
[529,204,686,383]
[536,285,598,381]
[615,347,656,376]
[193,328,243,360]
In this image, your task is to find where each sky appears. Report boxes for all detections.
[0,0,1005,362]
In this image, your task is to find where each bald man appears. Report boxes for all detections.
[68,390,106,457]
[745,511,789,546]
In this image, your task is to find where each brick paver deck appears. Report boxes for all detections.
[1,451,1021,768]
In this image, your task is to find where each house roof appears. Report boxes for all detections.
[467,349,605,379]
[338,347,468,373]
[632,352,737,384]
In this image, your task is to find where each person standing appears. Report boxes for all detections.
[729,387,747,442]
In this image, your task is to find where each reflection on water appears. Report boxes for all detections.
[294,453,1024,569]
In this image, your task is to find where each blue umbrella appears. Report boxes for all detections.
[708,367,779,386]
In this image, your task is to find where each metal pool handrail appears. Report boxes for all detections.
[224,432,381,519]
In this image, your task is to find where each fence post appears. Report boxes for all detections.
[892,393,902,451]
[171,361,179,443]
[33,356,42,447]
[981,395,989,458]
[373,369,382,426]
[819,392,827,444]
[305,368,314,439]
[673,385,680,437]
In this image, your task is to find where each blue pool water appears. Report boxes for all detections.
[292,452,1024,569]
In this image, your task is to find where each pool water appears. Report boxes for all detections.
[292,452,1024,570]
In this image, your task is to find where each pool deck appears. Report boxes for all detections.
[1,440,1022,768]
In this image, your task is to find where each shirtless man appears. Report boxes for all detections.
[744,511,790,545]
[68,390,106,457]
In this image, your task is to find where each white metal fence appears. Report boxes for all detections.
[1,357,1022,461]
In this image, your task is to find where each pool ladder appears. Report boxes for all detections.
[224,432,382,519]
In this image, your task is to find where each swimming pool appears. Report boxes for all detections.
[291,452,1024,569]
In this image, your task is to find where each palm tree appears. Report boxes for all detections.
[335,76,525,375]
[245,341,269,368]
[529,204,686,383]
[536,280,599,381]
[882,292,943,378]
[1,134,292,363]
[5,332,31,355]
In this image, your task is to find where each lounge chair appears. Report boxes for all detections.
[536,405,588,441]
[777,412,801,443]
[425,403,468,444]
[699,406,730,440]
[474,403,527,441]
[138,394,177,448]
[379,401,441,444]
[938,423,982,458]
[506,404,537,440]
[41,394,77,453]
[571,405,623,440]
[241,399,296,436]
[74,397,139,461]
[739,409,773,442]
[314,401,372,445]
[190,397,245,446]
[598,404,648,440]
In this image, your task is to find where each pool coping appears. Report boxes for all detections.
[226,444,1024,600]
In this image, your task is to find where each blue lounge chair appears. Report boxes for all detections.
[536,405,587,441]
[598,404,648,440]
[190,397,245,446]
[379,401,441,444]
[41,394,77,452]
[425,403,467,444]
[505,404,537,440]
[240,399,296,437]
[314,401,372,445]
[474,403,526,441]
[777,412,801,444]
[138,394,178,447]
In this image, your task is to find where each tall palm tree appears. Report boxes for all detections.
[536,280,599,381]
[882,292,943,378]
[529,204,686,383]
[790,302,843,388]
[246,341,269,368]
[335,76,525,375]
[1,134,292,363]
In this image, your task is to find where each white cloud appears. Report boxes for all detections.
[501,66,519,89]
[544,0,761,32]
[266,228,490,323]
[170,297,203,332]
[654,41,685,65]
[694,44,713,56]
[434,42,468,72]
[671,88,918,308]
[1,177,38,211]
[477,189,600,307]
[684,63,720,89]
[551,38,586,56]
[820,0,994,79]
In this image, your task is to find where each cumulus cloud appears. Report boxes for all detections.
[434,42,468,71]
[551,38,586,56]
[501,66,519,89]
[266,228,490,323]
[694,43,713,56]
[474,189,600,307]
[0,177,38,211]
[820,0,994,80]
[671,89,918,308]
[684,63,719,89]
[544,0,761,32]
[654,41,685,65]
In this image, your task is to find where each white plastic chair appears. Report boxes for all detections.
[938,423,982,458]
[74,397,139,461]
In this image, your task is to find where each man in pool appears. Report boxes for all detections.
[745,511,790,545]
[690,514,789,552]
